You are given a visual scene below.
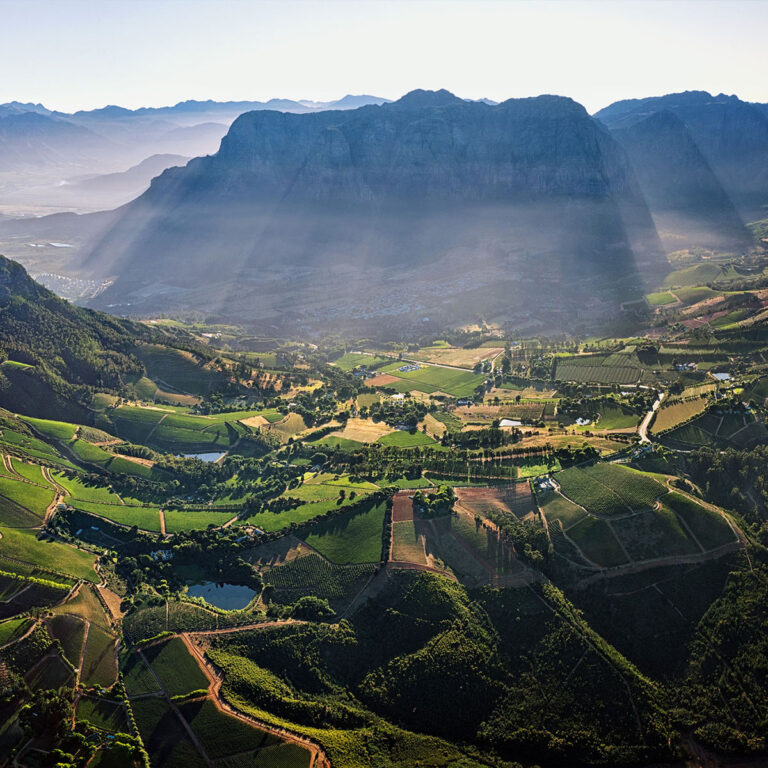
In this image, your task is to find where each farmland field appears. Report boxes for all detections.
[302,501,386,564]
[0,616,32,645]
[177,698,281,759]
[72,500,163,531]
[414,345,503,368]
[652,398,708,433]
[539,492,587,529]
[163,509,234,533]
[329,417,393,443]
[26,654,73,690]
[454,484,536,519]
[0,474,53,516]
[376,361,484,397]
[20,416,78,441]
[80,624,118,688]
[54,583,111,627]
[264,554,376,607]
[143,637,210,697]
[135,344,223,396]
[76,697,128,732]
[122,651,162,696]
[557,464,665,516]
[377,430,435,448]
[567,517,628,567]
[391,520,428,565]
[646,291,677,306]
[10,460,52,487]
[662,493,737,550]
[331,352,390,371]
[611,507,699,561]
[47,614,86,666]
[131,696,207,768]
[0,527,97,581]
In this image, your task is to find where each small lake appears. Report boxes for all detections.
[187,582,257,610]
[182,452,226,463]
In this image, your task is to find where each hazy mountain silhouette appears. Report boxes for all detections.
[70,90,665,336]
[596,91,768,219]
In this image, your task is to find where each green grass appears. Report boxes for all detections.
[68,438,113,466]
[76,697,128,732]
[332,352,389,372]
[53,472,121,503]
[177,698,281,759]
[122,651,162,697]
[0,495,44,528]
[0,617,33,645]
[132,696,207,768]
[26,654,74,690]
[674,285,721,304]
[19,416,78,441]
[244,498,368,533]
[47,614,86,666]
[645,291,677,306]
[10,460,52,487]
[663,492,737,550]
[0,527,97,581]
[377,430,435,448]
[303,502,386,564]
[81,624,118,688]
[71,500,163,532]
[135,344,223,396]
[567,516,628,568]
[662,262,724,288]
[611,506,700,561]
[163,509,234,533]
[0,474,53,516]
[315,435,364,451]
[540,493,587,529]
[143,637,210,697]
[378,362,484,397]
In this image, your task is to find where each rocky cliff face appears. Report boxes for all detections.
[77,90,665,336]
[611,110,748,250]
[597,91,768,219]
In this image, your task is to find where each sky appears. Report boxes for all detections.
[1,0,767,114]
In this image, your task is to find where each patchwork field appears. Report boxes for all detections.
[455,484,536,519]
[302,501,386,564]
[375,361,485,398]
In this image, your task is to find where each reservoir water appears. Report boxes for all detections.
[187,582,257,610]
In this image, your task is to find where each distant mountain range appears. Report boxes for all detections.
[0,94,391,213]
[1,88,766,338]
[61,89,667,335]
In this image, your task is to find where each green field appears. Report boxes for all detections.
[0,616,33,645]
[47,614,86,666]
[10,460,52,487]
[122,651,162,697]
[611,506,699,561]
[72,500,163,532]
[142,637,210,697]
[0,527,97,581]
[20,416,78,441]
[557,464,665,516]
[0,474,53,517]
[645,291,677,306]
[131,696,207,768]
[540,492,587,529]
[315,435,364,451]
[68,438,113,467]
[163,509,234,533]
[135,344,223,396]
[80,624,118,688]
[378,361,484,397]
[177,698,281,759]
[76,697,128,732]
[663,493,737,550]
[332,352,389,372]
[377,430,435,448]
[567,516,628,567]
[303,502,386,564]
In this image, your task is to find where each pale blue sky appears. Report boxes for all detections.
[2,0,767,113]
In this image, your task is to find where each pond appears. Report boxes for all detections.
[182,451,226,463]
[186,582,257,610]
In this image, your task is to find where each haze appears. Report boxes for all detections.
[2,0,767,113]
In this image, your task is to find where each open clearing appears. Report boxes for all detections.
[329,417,394,443]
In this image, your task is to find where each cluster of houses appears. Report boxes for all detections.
[674,362,698,371]
[398,363,420,373]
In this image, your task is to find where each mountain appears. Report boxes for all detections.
[0,255,146,420]
[68,90,665,337]
[596,91,768,219]
[611,110,748,250]
[58,154,189,209]
[0,112,111,171]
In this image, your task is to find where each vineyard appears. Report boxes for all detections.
[455,484,536,519]
[265,554,377,607]
[556,464,666,516]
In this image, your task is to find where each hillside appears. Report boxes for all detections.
[0,255,146,419]
[611,110,748,250]
[68,90,666,337]
[596,91,768,219]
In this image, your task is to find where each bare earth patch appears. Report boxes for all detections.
[239,415,269,428]
[330,418,394,443]
[367,373,401,387]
